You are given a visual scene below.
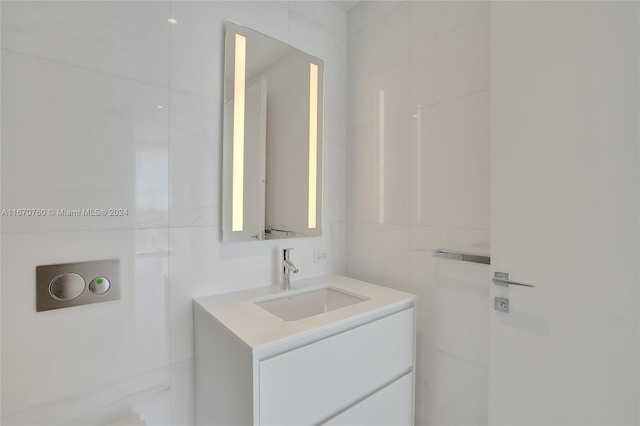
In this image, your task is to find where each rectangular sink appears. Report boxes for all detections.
[254,287,368,321]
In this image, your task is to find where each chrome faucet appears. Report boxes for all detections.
[282,248,299,291]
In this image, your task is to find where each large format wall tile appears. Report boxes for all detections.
[410,250,489,368]
[1,1,171,87]
[169,1,289,97]
[409,1,490,108]
[410,90,490,229]
[346,222,409,291]
[168,89,219,228]
[347,2,410,126]
[323,125,348,223]
[1,229,169,415]
[288,1,347,36]
[347,1,404,36]
[347,120,379,224]
[1,50,169,233]
[415,345,488,426]
[347,112,411,225]
[1,366,171,426]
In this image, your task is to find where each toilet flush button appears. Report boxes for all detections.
[89,277,111,295]
[50,273,86,301]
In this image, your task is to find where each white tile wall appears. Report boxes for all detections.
[1,1,171,86]
[1,1,347,424]
[411,254,489,369]
[411,90,490,229]
[288,1,347,36]
[1,50,169,233]
[347,1,404,36]
[1,365,172,426]
[346,2,490,425]
[346,222,410,291]
[409,1,490,107]
[416,345,488,426]
[1,229,170,415]
[323,125,347,222]
[347,2,410,126]
[169,89,220,228]
[347,112,411,225]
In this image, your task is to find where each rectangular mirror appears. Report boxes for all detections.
[222,21,324,242]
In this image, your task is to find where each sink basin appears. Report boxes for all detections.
[254,287,368,321]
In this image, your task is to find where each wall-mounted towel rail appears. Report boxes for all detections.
[433,249,490,265]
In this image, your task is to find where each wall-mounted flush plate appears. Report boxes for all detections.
[495,297,509,313]
[36,259,120,312]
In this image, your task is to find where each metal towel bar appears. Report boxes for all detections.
[433,249,490,265]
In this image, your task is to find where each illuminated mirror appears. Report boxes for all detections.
[222,21,324,242]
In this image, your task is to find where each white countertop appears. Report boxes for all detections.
[193,274,416,355]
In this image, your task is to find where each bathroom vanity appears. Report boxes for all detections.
[194,275,416,425]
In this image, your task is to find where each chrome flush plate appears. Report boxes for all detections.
[36,259,120,312]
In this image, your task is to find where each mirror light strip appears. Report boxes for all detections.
[232,34,246,232]
[378,90,385,225]
[415,106,422,224]
[308,63,319,229]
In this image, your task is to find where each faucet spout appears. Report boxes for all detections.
[282,248,298,290]
[284,259,299,273]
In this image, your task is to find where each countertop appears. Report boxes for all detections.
[193,274,416,355]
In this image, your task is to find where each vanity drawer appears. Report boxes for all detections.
[258,307,415,425]
[324,372,414,425]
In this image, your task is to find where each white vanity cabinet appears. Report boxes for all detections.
[325,372,414,425]
[194,275,416,426]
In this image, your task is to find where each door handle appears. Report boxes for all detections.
[493,272,535,288]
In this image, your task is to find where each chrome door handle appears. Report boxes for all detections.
[493,272,535,288]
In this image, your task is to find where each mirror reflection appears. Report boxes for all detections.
[222,21,324,242]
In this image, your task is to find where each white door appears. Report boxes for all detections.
[244,79,267,239]
[490,2,639,425]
